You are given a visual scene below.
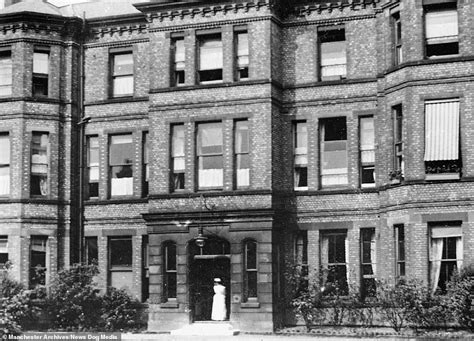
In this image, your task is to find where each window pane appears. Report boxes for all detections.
[0,52,12,96]
[110,134,133,165]
[237,32,249,58]
[247,271,257,298]
[113,53,133,75]
[235,120,249,154]
[31,132,49,196]
[113,76,133,96]
[0,134,10,165]
[85,237,98,265]
[166,243,176,271]
[33,52,49,74]
[246,241,257,270]
[110,238,132,267]
[198,122,223,155]
[199,36,223,70]
[172,125,185,157]
[425,10,458,39]
[174,39,185,65]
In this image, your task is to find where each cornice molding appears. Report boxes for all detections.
[295,0,381,17]
[0,37,79,47]
[85,37,149,49]
[149,15,274,33]
[144,1,271,23]
[284,13,377,27]
[90,24,148,39]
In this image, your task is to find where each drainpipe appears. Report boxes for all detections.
[77,12,89,265]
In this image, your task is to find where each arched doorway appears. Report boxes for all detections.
[189,237,231,321]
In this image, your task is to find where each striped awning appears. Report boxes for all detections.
[424,100,459,161]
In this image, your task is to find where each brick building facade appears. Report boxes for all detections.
[0,0,473,333]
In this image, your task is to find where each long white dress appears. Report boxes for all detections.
[211,283,227,321]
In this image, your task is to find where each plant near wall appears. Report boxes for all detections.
[443,268,474,331]
[376,279,413,332]
[0,262,41,337]
[101,287,142,331]
[47,264,103,331]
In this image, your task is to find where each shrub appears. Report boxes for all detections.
[443,269,474,331]
[0,263,40,337]
[101,287,141,331]
[47,264,103,331]
[376,279,413,332]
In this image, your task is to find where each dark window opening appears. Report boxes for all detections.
[163,242,177,300]
[360,228,376,298]
[395,224,405,280]
[294,121,308,188]
[425,7,458,58]
[244,240,257,300]
[30,236,47,288]
[85,237,98,265]
[110,238,133,267]
[320,117,348,187]
[321,231,348,295]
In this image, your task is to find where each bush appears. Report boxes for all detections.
[0,263,40,337]
[47,264,103,331]
[443,269,474,331]
[101,287,141,331]
[47,263,143,332]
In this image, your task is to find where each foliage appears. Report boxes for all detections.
[47,264,143,332]
[47,264,103,331]
[101,287,141,331]
[0,262,41,337]
[443,269,474,331]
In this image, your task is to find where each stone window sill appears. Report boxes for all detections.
[241,301,260,309]
[161,301,179,309]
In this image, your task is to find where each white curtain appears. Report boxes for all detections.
[174,39,185,69]
[237,169,249,187]
[456,237,463,271]
[320,235,329,283]
[33,52,49,74]
[113,76,133,96]
[430,238,443,293]
[425,10,458,40]
[237,32,249,67]
[0,173,9,196]
[198,169,223,188]
[199,38,223,70]
[111,178,133,196]
[370,231,377,275]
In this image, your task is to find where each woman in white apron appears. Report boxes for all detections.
[211,278,226,320]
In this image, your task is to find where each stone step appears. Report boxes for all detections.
[170,322,240,336]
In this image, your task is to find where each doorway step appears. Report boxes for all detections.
[170,321,239,336]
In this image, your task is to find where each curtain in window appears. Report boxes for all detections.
[237,33,249,67]
[321,41,346,77]
[424,100,459,161]
[235,121,249,187]
[172,125,185,171]
[425,10,458,40]
[198,123,223,188]
[430,238,443,293]
[0,54,12,96]
[0,135,9,196]
[174,39,185,70]
[370,231,376,274]
[360,117,375,164]
[200,38,223,70]
[456,237,463,271]
[33,52,49,74]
